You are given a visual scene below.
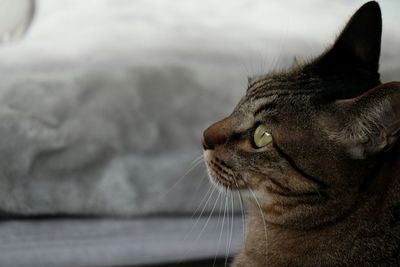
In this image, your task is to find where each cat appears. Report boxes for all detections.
[202,1,400,266]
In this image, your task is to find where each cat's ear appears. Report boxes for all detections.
[330,82,400,159]
[313,1,382,75]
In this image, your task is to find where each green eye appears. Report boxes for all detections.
[253,124,273,148]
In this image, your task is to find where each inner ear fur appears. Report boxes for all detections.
[331,82,400,159]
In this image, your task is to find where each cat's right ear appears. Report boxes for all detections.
[327,82,400,159]
[312,1,382,76]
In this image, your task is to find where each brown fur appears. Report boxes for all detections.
[202,2,400,266]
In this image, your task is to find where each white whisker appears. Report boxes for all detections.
[212,191,224,265]
[249,188,268,261]
[225,191,235,267]
[232,180,246,241]
[190,186,216,227]
[224,191,231,267]
[191,190,222,249]
[179,189,221,264]
[157,154,205,201]
[187,172,211,217]
[190,154,205,165]
[213,191,228,267]
[237,190,246,240]
[180,186,217,249]
[191,181,213,218]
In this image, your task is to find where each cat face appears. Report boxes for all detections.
[202,2,400,227]
[203,72,332,192]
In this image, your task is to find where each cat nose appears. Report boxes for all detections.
[201,135,214,150]
[202,117,232,150]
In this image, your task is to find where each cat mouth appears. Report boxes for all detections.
[204,152,247,190]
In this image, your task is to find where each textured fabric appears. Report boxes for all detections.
[0,217,243,267]
[0,65,235,215]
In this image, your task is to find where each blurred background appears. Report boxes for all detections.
[0,0,398,266]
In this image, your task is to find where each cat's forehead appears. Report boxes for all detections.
[232,70,323,119]
[247,71,318,96]
[241,71,320,104]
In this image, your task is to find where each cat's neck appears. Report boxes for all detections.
[236,144,400,267]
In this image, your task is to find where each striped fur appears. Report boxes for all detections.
[202,2,400,266]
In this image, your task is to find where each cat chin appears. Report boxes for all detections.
[203,151,223,190]
[206,169,228,193]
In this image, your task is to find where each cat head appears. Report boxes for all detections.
[202,1,400,228]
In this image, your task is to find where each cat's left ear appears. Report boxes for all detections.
[329,82,400,159]
[313,1,382,75]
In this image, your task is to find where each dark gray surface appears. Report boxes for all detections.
[0,216,243,267]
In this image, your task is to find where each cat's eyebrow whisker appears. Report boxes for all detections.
[274,15,290,73]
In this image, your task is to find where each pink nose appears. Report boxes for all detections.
[202,117,232,150]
